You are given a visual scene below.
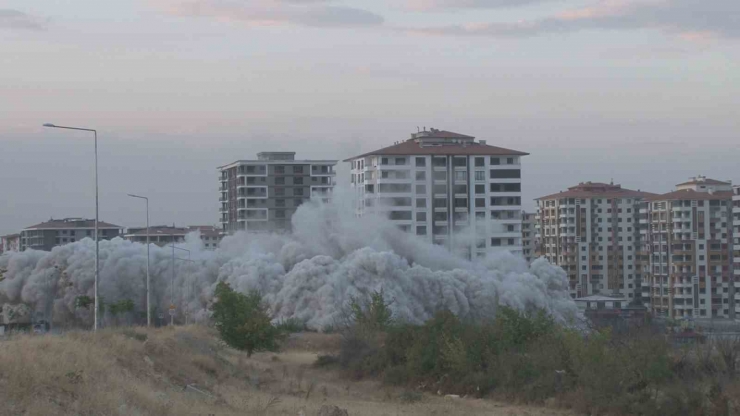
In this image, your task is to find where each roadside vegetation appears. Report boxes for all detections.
[316,290,740,416]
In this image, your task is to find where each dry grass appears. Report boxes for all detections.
[0,327,573,416]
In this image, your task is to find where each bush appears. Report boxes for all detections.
[275,317,307,334]
[210,282,285,356]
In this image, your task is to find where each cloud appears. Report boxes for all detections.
[405,0,740,39]
[162,0,384,28]
[404,0,560,11]
[0,9,46,31]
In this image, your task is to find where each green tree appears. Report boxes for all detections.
[210,282,284,356]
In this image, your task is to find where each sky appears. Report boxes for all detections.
[1,0,739,236]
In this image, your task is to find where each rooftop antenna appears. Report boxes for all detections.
[417,126,420,132]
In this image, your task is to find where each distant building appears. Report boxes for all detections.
[123,225,223,249]
[0,234,20,254]
[218,152,337,234]
[535,182,656,299]
[345,128,528,259]
[734,184,740,317]
[641,176,735,319]
[19,218,123,251]
[521,212,537,263]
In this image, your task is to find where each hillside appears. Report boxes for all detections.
[0,326,573,415]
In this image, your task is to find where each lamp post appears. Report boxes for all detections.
[127,194,150,327]
[43,123,100,332]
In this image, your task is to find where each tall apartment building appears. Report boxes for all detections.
[345,128,528,258]
[218,152,337,234]
[535,182,656,299]
[641,177,735,319]
[733,185,740,317]
[19,218,123,251]
[521,212,537,263]
[124,225,223,249]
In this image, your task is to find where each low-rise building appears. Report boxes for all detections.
[19,218,123,251]
[123,225,223,249]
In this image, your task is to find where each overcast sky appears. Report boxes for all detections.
[1,0,739,236]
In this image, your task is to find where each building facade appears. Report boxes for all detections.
[640,177,735,319]
[734,185,740,317]
[218,152,337,234]
[124,225,223,249]
[535,182,656,299]
[19,218,123,251]
[345,129,528,258]
[0,234,20,254]
[521,212,537,263]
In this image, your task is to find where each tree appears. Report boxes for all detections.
[210,282,284,356]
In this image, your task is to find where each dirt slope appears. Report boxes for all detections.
[0,327,574,415]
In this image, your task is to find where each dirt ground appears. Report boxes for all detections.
[0,326,575,416]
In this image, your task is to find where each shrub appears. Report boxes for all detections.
[275,317,306,334]
[210,282,285,356]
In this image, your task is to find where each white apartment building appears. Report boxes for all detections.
[733,184,740,317]
[535,182,656,299]
[521,212,538,263]
[345,128,528,258]
[641,176,735,319]
[218,152,337,234]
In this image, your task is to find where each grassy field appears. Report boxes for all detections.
[0,326,573,415]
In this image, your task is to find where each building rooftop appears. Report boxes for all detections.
[24,218,122,230]
[676,176,731,187]
[645,189,734,202]
[124,225,222,238]
[343,128,528,161]
[536,182,656,200]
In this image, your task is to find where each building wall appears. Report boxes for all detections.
[350,154,523,258]
[641,197,734,318]
[20,228,122,251]
[220,160,336,233]
[732,185,739,316]
[537,196,644,299]
[521,212,537,263]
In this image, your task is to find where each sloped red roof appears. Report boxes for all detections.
[646,189,733,202]
[25,219,122,230]
[344,137,528,161]
[676,178,730,186]
[536,182,656,201]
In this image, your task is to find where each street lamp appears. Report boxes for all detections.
[43,123,100,332]
[127,194,150,327]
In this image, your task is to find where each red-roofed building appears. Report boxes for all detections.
[19,218,124,251]
[535,181,657,299]
[640,176,736,319]
[345,128,528,258]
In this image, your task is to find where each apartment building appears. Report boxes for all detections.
[124,225,223,249]
[734,185,740,317]
[521,212,537,263]
[19,218,123,251]
[218,152,337,234]
[1,234,20,254]
[640,177,735,319]
[535,182,656,299]
[345,128,528,258]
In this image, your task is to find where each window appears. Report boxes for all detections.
[490,157,500,165]
[454,198,468,208]
[433,198,447,208]
[433,171,447,181]
[294,177,303,185]
[394,157,406,165]
[475,212,485,219]
[433,184,446,194]
[415,157,426,167]
[416,184,426,194]
[475,198,486,208]
[417,212,427,221]
[506,157,514,165]
[453,157,467,167]
[381,157,389,165]
[453,184,467,194]
[475,184,485,194]
[294,188,304,196]
[434,211,447,221]
[475,157,485,167]
[294,198,303,207]
[276,199,285,207]
[275,210,286,219]
[416,198,427,208]
[475,171,485,181]
[454,171,467,181]
[507,225,515,232]
[275,187,285,196]
[416,226,427,235]
[491,238,501,246]
[489,169,520,179]
[293,166,302,174]
[275,166,285,174]
[416,171,426,181]
[490,183,521,193]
